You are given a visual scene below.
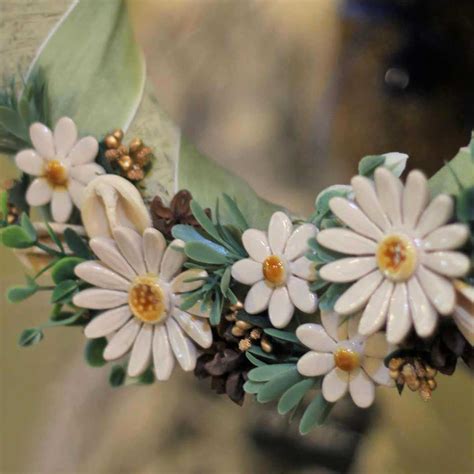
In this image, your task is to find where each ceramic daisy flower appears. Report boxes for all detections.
[14,117,104,223]
[72,226,212,379]
[296,311,394,408]
[231,211,318,328]
[317,167,470,344]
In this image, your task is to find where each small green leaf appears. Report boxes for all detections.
[51,279,78,303]
[63,228,91,259]
[247,345,280,361]
[7,283,38,303]
[310,278,330,292]
[319,283,350,312]
[278,378,315,415]
[172,224,209,244]
[245,351,266,367]
[51,257,84,284]
[0,191,8,220]
[456,187,474,223]
[136,367,155,385]
[257,368,303,403]
[185,241,229,265]
[0,225,35,248]
[0,106,28,141]
[180,290,205,311]
[84,338,107,367]
[243,380,265,394]
[18,328,44,347]
[45,221,64,253]
[210,291,222,326]
[248,363,296,382]
[358,155,385,177]
[222,194,249,231]
[299,394,334,435]
[190,200,223,242]
[220,266,231,295]
[109,365,126,387]
[20,213,37,241]
[263,328,300,344]
[236,311,272,328]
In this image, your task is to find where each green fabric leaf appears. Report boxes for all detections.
[263,328,300,344]
[63,228,91,259]
[190,200,224,244]
[299,394,334,435]
[210,291,222,326]
[184,241,229,265]
[84,337,107,367]
[45,221,64,253]
[248,363,296,382]
[245,351,266,367]
[7,283,38,303]
[0,225,35,248]
[278,378,315,415]
[51,256,84,284]
[172,225,210,244]
[220,266,231,295]
[256,367,303,403]
[18,328,44,347]
[109,365,126,387]
[243,380,264,394]
[51,279,77,303]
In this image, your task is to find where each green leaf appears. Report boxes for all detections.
[220,266,231,295]
[20,213,37,241]
[243,380,264,394]
[109,365,126,387]
[18,328,43,347]
[358,155,385,177]
[136,368,155,385]
[0,191,8,220]
[257,368,303,403]
[319,283,350,312]
[278,378,315,415]
[263,328,300,344]
[63,228,91,259]
[45,221,64,253]
[456,187,474,223]
[51,279,78,303]
[185,241,229,265]
[245,351,266,367]
[222,194,249,231]
[84,338,107,367]
[7,283,38,303]
[248,363,296,382]
[299,394,334,435]
[0,106,28,141]
[180,290,205,311]
[51,257,84,284]
[247,345,280,361]
[190,200,225,244]
[172,224,210,244]
[210,291,222,326]
[0,225,35,248]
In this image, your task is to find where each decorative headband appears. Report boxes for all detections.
[1,0,472,435]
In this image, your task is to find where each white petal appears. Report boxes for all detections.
[296,323,336,352]
[364,332,393,358]
[75,260,130,291]
[51,190,73,223]
[244,280,272,314]
[402,170,429,229]
[362,357,394,386]
[127,324,153,377]
[422,251,470,278]
[349,369,375,408]
[73,288,128,310]
[374,167,403,226]
[231,258,263,285]
[143,228,166,274]
[423,224,469,251]
[321,310,348,342]
[90,237,136,280]
[407,277,437,338]
[171,269,207,293]
[172,308,212,348]
[103,318,141,361]
[347,313,361,339]
[84,305,131,338]
[67,136,99,165]
[287,276,317,314]
[268,211,293,255]
[329,197,383,241]
[386,283,411,344]
[242,229,270,263]
[160,239,186,281]
[30,122,54,158]
[268,286,294,328]
[322,368,349,402]
[297,351,335,377]
[113,227,146,275]
[334,270,383,315]
[53,117,77,158]
[351,175,390,231]
[26,178,52,206]
[166,318,197,371]
[152,324,175,381]
[317,229,376,255]
[359,279,394,335]
[453,307,474,347]
[15,149,44,175]
[319,256,376,283]
[290,256,316,281]
[284,223,317,261]
[68,179,85,208]
[417,265,456,315]
[69,163,105,185]
[416,194,453,237]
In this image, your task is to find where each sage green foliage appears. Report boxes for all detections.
[358,155,385,177]
[18,328,44,347]
[277,378,315,415]
[299,394,334,435]
[84,338,107,367]
[109,365,126,387]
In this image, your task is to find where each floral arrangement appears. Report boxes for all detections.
[1,0,472,436]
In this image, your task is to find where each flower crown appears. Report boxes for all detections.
[1,1,472,435]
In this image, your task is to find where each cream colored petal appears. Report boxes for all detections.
[244,280,272,314]
[242,229,270,263]
[231,258,263,285]
[349,368,376,408]
[287,276,318,314]
[143,228,166,274]
[296,323,337,352]
[113,226,146,275]
[53,117,77,158]
[290,256,316,281]
[103,318,141,361]
[322,368,349,402]
[268,211,293,255]
[268,286,294,328]
[51,189,73,223]
[30,122,54,158]
[374,167,403,227]
[359,279,394,335]
[75,260,130,291]
[15,149,44,176]
[364,332,393,358]
[284,223,317,261]
[423,224,469,251]
[26,178,52,206]
[73,288,128,310]
[317,229,376,256]
[172,308,212,348]
[422,251,470,278]
[351,175,390,232]
[166,318,197,371]
[407,277,437,338]
[171,269,207,293]
[334,270,383,316]
[127,324,153,377]
[417,265,456,315]
[362,357,395,386]
[347,313,362,339]
[319,256,377,283]
[297,351,335,377]
[152,324,175,381]
[68,179,85,209]
[386,283,411,344]
[84,305,131,338]
[329,197,383,241]
[416,194,453,237]
[90,237,136,280]
[402,170,429,229]
[70,163,105,185]
[160,239,186,281]
[453,307,474,346]
[68,136,99,165]
[321,310,348,342]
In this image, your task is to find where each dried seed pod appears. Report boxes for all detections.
[127,166,145,181]
[419,381,432,401]
[261,337,273,353]
[104,135,119,149]
[427,378,437,390]
[105,149,121,161]
[388,357,404,371]
[425,365,438,379]
[231,326,245,337]
[389,369,400,380]
[112,129,124,141]
[414,359,426,378]
[129,138,143,153]
[238,338,252,352]
[236,320,252,331]
[250,328,262,340]
[118,155,132,171]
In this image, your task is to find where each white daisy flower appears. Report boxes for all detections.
[231,211,318,328]
[72,226,212,379]
[296,311,394,408]
[14,117,104,223]
[453,280,474,346]
[317,167,470,344]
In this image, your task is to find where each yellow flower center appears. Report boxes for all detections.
[44,160,68,188]
[334,347,360,372]
[376,234,417,282]
[128,275,168,324]
[262,255,286,286]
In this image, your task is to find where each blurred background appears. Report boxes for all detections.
[1,0,474,472]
